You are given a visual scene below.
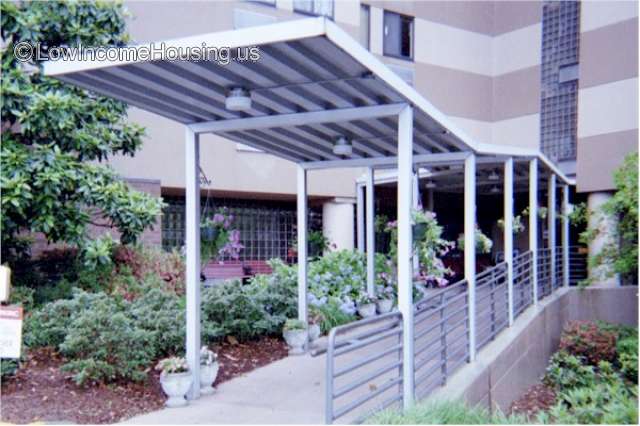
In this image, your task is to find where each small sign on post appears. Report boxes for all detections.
[0,305,23,359]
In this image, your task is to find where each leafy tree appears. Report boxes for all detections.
[1,1,163,262]
[582,153,638,284]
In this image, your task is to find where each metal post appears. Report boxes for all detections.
[366,167,376,297]
[548,174,556,290]
[356,183,365,253]
[397,105,414,409]
[464,154,477,361]
[562,184,570,287]
[504,158,514,326]
[529,159,539,305]
[297,165,308,324]
[185,127,201,400]
[412,172,420,276]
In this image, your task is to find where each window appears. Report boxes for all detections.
[383,11,414,60]
[359,4,370,49]
[293,0,334,19]
[244,0,276,5]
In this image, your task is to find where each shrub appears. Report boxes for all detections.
[370,399,527,424]
[1,358,19,379]
[201,280,272,341]
[8,286,35,311]
[543,351,597,390]
[314,298,356,334]
[559,320,617,365]
[59,294,155,385]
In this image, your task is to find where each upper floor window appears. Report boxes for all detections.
[293,0,334,19]
[359,4,370,49]
[383,11,413,60]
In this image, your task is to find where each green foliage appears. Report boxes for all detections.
[283,319,307,331]
[582,153,639,283]
[200,209,243,266]
[313,298,356,334]
[0,0,163,262]
[568,202,588,228]
[59,294,155,385]
[370,399,528,425]
[8,286,35,311]
[543,351,597,390]
[1,358,19,379]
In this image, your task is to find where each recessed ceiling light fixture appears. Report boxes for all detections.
[488,171,500,181]
[225,87,252,111]
[333,136,353,156]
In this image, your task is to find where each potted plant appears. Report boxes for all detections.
[283,319,308,355]
[308,310,322,343]
[199,346,219,395]
[357,294,377,318]
[376,287,395,313]
[155,356,192,408]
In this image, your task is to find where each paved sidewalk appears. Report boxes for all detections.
[123,352,326,425]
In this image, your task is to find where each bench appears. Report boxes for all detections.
[201,260,274,286]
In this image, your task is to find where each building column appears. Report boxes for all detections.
[397,105,414,409]
[548,174,556,289]
[297,165,308,324]
[185,127,201,400]
[322,198,355,252]
[562,185,570,287]
[412,172,420,276]
[529,159,539,305]
[356,183,365,253]
[587,192,619,286]
[366,167,376,297]
[504,158,514,326]
[465,154,477,361]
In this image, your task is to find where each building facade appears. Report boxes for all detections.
[111,0,637,260]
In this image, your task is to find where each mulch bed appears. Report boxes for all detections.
[1,336,288,424]
[509,383,557,419]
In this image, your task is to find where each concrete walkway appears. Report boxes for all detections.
[123,352,326,425]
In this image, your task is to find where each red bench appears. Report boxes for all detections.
[202,260,273,284]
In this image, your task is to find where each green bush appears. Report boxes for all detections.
[313,298,356,334]
[59,294,155,385]
[370,399,527,424]
[543,351,597,390]
[8,286,35,311]
[1,358,19,379]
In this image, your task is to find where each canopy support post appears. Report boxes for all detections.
[366,167,376,297]
[297,165,308,328]
[356,183,365,253]
[562,184,570,287]
[465,153,477,362]
[530,159,539,305]
[548,174,557,289]
[397,106,415,409]
[504,158,514,326]
[185,127,201,400]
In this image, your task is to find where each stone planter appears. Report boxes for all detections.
[308,323,321,342]
[160,371,192,408]
[283,329,308,355]
[376,298,394,314]
[357,303,377,318]
[200,362,219,395]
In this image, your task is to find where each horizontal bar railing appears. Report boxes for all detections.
[475,262,508,351]
[413,279,469,400]
[513,251,533,319]
[319,311,404,425]
[568,245,588,286]
[537,248,552,299]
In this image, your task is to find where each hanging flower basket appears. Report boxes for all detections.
[202,226,219,242]
[412,223,428,241]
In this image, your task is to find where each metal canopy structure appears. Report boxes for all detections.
[44,16,574,410]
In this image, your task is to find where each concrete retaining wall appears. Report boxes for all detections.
[429,286,638,412]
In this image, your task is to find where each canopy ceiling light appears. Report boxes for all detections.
[225,87,252,111]
[488,171,500,181]
[425,180,437,189]
[333,136,353,156]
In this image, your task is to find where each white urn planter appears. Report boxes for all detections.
[283,329,308,355]
[200,362,219,395]
[308,323,321,342]
[376,299,394,314]
[357,303,377,318]
[160,371,193,408]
